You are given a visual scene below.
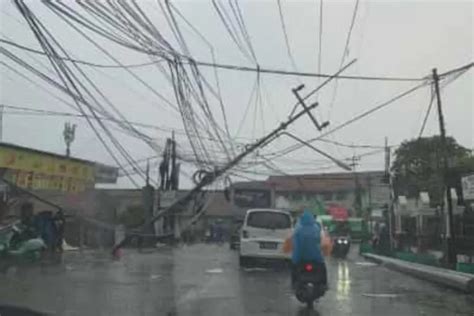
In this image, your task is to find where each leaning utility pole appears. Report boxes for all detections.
[112,86,322,253]
[433,68,456,266]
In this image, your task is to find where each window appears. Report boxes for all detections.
[291,192,303,201]
[335,191,347,201]
[234,189,271,208]
[246,211,291,229]
[321,192,332,201]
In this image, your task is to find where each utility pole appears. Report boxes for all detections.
[142,158,154,246]
[433,68,456,266]
[145,159,150,186]
[63,122,76,157]
[385,137,394,251]
[0,105,4,142]
[367,175,372,214]
[113,87,321,252]
[171,131,178,190]
[350,155,362,217]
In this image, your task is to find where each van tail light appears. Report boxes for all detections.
[242,230,249,239]
[304,263,313,272]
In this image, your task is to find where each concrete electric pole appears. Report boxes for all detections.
[350,155,362,217]
[385,137,394,252]
[113,86,322,252]
[0,105,4,142]
[433,68,457,266]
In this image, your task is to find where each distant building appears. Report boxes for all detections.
[6,188,232,247]
[0,142,118,193]
[230,171,390,219]
[0,142,118,246]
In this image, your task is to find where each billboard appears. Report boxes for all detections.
[94,163,119,184]
[0,144,94,192]
[462,174,474,201]
[0,146,94,181]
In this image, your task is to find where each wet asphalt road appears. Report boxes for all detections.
[0,243,473,316]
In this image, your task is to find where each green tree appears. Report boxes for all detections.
[392,136,472,205]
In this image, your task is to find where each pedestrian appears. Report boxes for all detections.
[20,202,37,239]
[53,210,65,252]
[209,222,216,242]
[215,219,226,243]
[34,211,55,251]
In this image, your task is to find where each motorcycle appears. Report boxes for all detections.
[293,262,327,309]
[332,236,351,258]
[0,223,46,271]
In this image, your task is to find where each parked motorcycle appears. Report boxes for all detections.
[332,236,351,258]
[0,223,46,271]
[293,262,327,309]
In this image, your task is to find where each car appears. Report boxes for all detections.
[239,209,293,267]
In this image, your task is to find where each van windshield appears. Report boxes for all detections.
[247,212,291,229]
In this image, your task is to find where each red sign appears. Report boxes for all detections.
[327,204,349,221]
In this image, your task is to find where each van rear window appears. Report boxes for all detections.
[246,212,291,229]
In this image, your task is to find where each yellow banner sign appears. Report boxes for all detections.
[4,170,87,193]
[0,145,95,193]
[0,146,94,181]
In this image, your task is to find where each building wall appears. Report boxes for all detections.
[6,189,117,247]
[231,172,391,218]
[275,190,357,214]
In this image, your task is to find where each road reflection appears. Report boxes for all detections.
[295,306,322,316]
[336,260,351,301]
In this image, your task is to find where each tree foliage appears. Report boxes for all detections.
[392,136,472,204]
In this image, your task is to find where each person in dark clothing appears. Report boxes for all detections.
[34,211,56,251]
[378,222,391,255]
[53,210,66,252]
[20,202,37,238]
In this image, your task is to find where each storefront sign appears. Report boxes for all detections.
[0,146,94,181]
[462,174,474,201]
[0,144,94,192]
[94,163,118,184]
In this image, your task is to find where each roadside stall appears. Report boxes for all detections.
[0,142,118,251]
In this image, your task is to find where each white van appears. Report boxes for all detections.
[239,209,293,266]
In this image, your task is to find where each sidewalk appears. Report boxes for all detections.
[362,252,474,293]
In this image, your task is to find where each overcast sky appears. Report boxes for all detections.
[0,0,472,189]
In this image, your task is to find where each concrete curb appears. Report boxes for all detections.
[362,253,474,293]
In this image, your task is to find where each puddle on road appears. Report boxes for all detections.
[355,262,378,267]
[243,267,268,272]
[363,293,400,298]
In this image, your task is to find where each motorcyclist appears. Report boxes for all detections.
[291,210,328,289]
